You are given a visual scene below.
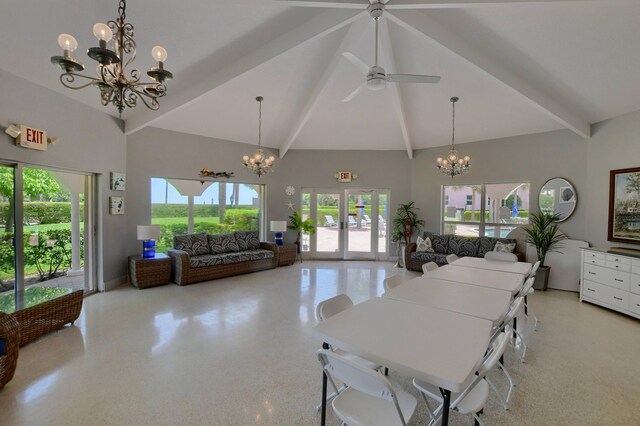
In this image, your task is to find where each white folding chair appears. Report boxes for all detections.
[315,295,382,409]
[484,251,518,262]
[524,261,540,329]
[383,274,407,292]
[499,296,529,363]
[422,262,439,274]
[318,349,417,426]
[413,332,511,426]
[446,254,459,263]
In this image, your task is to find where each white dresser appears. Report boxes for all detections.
[580,248,640,319]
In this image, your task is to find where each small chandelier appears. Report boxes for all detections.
[242,96,276,177]
[436,96,470,179]
[50,0,173,116]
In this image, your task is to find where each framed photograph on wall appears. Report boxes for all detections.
[109,196,125,215]
[608,167,640,244]
[110,172,126,191]
[558,186,575,204]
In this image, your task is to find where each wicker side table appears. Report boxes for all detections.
[129,253,172,289]
[278,243,298,266]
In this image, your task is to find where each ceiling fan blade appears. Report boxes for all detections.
[274,0,368,8]
[342,84,366,102]
[386,74,441,84]
[342,52,370,76]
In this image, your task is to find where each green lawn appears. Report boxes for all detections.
[151,216,220,225]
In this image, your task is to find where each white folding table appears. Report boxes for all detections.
[313,297,492,426]
[452,256,532,275]
[427,264,525,296]
[384,276,512,323]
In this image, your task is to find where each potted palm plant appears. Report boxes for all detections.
[288,211,316,253]
[391,201,425,268]
[523,211,567,290]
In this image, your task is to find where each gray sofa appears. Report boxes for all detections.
[405,231,524,272]
[168,231,278,285]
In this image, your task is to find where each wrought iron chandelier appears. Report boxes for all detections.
[242,96,276,177]
[50,0,172,116]
[436,96,470,178]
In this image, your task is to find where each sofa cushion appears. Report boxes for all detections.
[208,233,240,254]
[217,249,275,265]
[416,235,434,253]
[190,254,225,268]
[449,236,479,257]
[477,237,494,258]
[174,232,210,256]
[411,252,449,266]
[494,241,516,253]
[430,234,450,254]
[234,231,260,251]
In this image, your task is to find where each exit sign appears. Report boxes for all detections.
[337,171,352,182]
[17,125,47,151]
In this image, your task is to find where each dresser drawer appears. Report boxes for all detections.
[584,251,606,266]
[606,260,631,272]
[606,254,631,265]
[629,293,640,316]
[632,259,640,274]
[583,264,630,290]
[630,274,640,296]
[583,280,628,310]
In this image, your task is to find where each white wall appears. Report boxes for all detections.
[410,129,587,241]
[0,69,127,289]
[584,109,640,250]
[126,126,413,249]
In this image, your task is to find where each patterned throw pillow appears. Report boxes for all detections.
[416,235,434,253]
[494,241,516,253]
[208,233,240,254]
[173,232,210,256]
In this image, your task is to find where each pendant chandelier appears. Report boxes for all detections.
[436,97,470,178]
[242,96,276,177]
[50,0,173,116]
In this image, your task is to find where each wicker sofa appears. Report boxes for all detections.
[168,231,278,286]
[405,231,524,272]
[0,312,20,389]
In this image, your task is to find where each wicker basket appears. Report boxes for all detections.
[0,312,20,389]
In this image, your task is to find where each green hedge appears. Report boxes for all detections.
[462,210,528,221]
[0,202,84,225]
[151,203,256,218]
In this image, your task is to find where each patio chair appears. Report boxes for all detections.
[363,214,372,225]
[348,216,358,227]
[324,215,337,227]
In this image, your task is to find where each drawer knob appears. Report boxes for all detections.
[588,272,596,275]
[615,278,623,282]
[587,288,595,292]
[614,296,623,301]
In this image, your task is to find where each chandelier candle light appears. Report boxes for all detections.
[436,97,470,179]
[242,96,276,177]
[137,225,161,259]
[51,0,173,115]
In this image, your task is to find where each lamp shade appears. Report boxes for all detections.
[137,225,160,240]
[270,221,287,233]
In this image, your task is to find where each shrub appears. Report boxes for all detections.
[0,202,84,225]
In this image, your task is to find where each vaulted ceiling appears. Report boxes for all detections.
[1,0,639,158]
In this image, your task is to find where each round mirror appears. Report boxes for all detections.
[539,178,577,222]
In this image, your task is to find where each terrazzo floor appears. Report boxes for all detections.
[1,260,639,425]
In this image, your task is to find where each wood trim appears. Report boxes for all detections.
[608,166,640,244]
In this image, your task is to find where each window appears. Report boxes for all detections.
[442,183,530,237]
[151,178,264,254]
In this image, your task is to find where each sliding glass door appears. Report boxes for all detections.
[0,163,95,313]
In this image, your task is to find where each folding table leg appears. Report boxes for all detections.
[440,388,451,425]
[320,342,329,426]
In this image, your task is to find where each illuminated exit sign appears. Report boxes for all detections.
[17,125,47,151]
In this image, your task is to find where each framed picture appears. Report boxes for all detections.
[109,196,125,215]
[110,172,126,191]
[558,186,575,204]
[608,167,640,244]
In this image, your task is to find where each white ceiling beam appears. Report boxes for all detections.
[276,0,596,9]
[378,19,414,159]
[279,13,369,158]
[124,9,363,136]
[387,10,591,139]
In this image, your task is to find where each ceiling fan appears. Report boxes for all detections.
[341,2,440,102]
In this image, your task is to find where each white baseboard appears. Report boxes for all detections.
[103,275,128,292]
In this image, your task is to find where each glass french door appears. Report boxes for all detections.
[301,189,389,260]
[0,162,95,314]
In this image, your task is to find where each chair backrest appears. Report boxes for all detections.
[502,296,525,327]
[317,349,408,425]
[422,262,439,274]
[316,294,354,322]
[484,251,518,262]
[383,274,407,292]
[446,254,459,264]
[477,332,510,377]
[379,215,386,224]
[325,215,336,225]
[528,260,541,278]
[518,276,535,297]
[348,216,357,224]
[364,214,372,222]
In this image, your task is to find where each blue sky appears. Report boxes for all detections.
[151,178,258,205]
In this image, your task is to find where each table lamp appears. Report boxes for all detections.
[137,225,161,258]
[270,221,287,246]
